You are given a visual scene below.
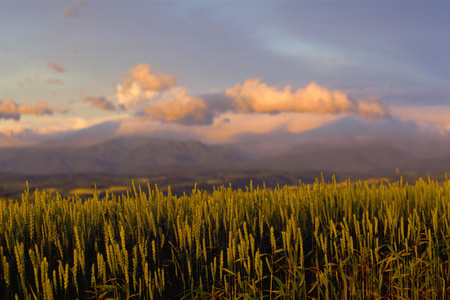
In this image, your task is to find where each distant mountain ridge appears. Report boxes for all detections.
[252,141,413,174]
[0,137,247,175]
[1,135,449,176]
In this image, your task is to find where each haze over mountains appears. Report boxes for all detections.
[1,116,449,177]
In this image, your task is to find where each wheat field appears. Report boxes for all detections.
[0,176,449,299]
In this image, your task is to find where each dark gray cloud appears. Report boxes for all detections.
[0,112,20,121]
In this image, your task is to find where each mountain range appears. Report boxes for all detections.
[0,134,449,177]
[1,115,450,178]
[0,137,247,175]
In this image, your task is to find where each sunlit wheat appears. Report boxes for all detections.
[0,176,449,298]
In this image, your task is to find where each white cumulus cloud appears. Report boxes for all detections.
[115,64,176,109]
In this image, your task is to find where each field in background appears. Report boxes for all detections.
[1,169,443,200]
[0,175,449,299]
[1,170,336,199]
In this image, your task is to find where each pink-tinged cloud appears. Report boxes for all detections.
[141,88,207,125]
[0,99,53,121]
[46,62,65,73]
[63,0,87,18]
[137,79,390,125]
[0,100,20,120]
[116,64,176,109]
[391,105,450,135]
[126,64,175,91]
[110,64,390,125]
[226,79,390,119]
[83,94,116,111]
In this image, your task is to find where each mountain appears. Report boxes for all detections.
[0,136,247,175]
[251,140,413,174]
[404,155,450,174]
[1,132,449,177]
[37,121,121,148]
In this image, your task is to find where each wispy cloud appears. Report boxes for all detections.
[46,62,66,73]
[54,107,70,114]
[17,77,64,87]
[63,0,87,18]
[0,99,53,121]
[17,76,40,87]
[391,105,450,135]
[83,94,117,111]
[45,79,64,85]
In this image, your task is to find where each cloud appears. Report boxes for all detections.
[17,77,63,87]
[225,79,390,119]
[99,64,390,126]
[17,76,40,87]
[0,99,53,121]
[83,94,117,111]
[63,0,87,18]
[113,111,344,145]
[54,107,70,114]
[116,64,176,109]
[46,62,65,73]
[0,100,20,120]
[390,105,450,135]
[140,88,208,125]
[136,89,238,125]
[17,102,53,116]
[135,79,390,125]
[45,79,64,85]
[126,64,175,91]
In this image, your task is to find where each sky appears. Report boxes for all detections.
[1,1,450,149]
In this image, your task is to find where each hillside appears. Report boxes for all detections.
[253,141,413,174]
[1,135,448,176]
[0,137,247,175]
[2,135,450,198]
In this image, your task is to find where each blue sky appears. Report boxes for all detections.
[1,1,449,146]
